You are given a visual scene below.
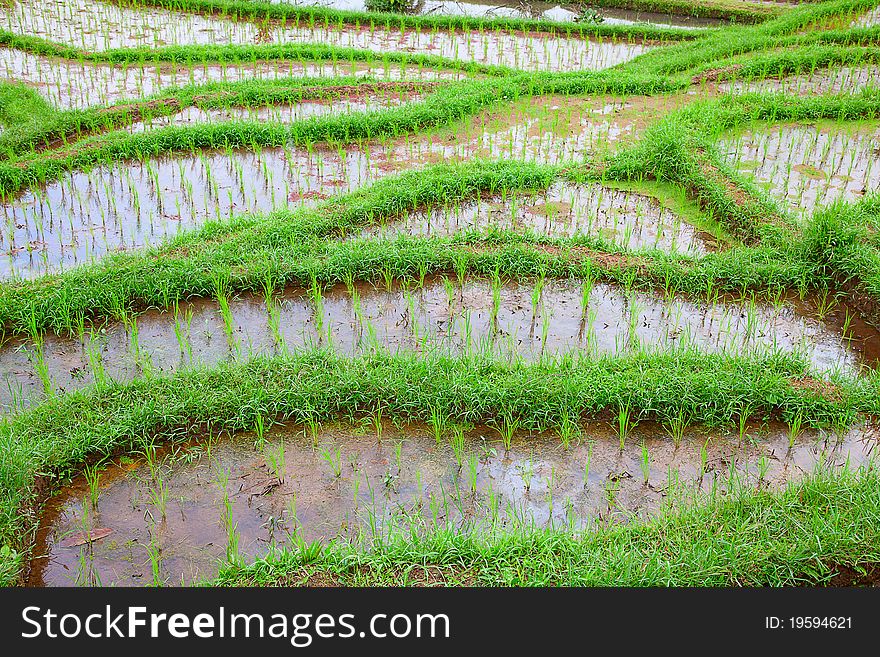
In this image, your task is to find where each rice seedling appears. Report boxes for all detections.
[558,413,580,450]
[83,464,101,510]
[698,438,710,483]
[26,336,53,398]
[393,440,403,473]
[254,414,267,449]
[429,405,446,445]
[466,454,479,495]
[737,403,754,442]
[814,286,837,321]
[788,411,805,449]
[451,424,466,470]
[615,403,633,451]
[320,445,343,478]
[756,455,771,485]
[147,478,169,522]
[140,440,161,483]
[265,442,286,484]
[85,330,107,387]
[665,409,688,448]
[519,455,535,493]
[492,412,519,452]
[372,404,384,441]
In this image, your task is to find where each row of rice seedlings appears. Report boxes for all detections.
[0,48,460,112]
[720,63,880,97]
[4,273,862,416]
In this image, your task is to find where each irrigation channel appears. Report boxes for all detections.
[2,0,880,587]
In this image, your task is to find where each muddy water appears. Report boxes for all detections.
[717,121,880,217]
[0,93,666,279]
[28,420,879,586]
[2,277,876,413]
[0,48,468,111]
[718,65,880,96]
[356,181,719,253]
[0,0,652,72]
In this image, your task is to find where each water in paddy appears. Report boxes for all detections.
[277,0,723,29]
[0,94,656,279]
[355,181,721,254]
[2,276,877,413]
[0,0,652,72]
[854,6,880,27]
[0,47,469,110]
[29,420,879,586]
[717,65,880,96]
[717,122,880,217]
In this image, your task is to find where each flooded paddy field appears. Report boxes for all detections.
[271,0,727,29]
[2,275,877,413]
[854,5,880,26]
[355,181,721,253]
[717,121,880,217]
[0,47,469,110]
[29,419,879,586]
[1,92,689,279]
[717,64,880,96]
[0,0,654,72]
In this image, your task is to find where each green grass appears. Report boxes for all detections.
[803,195,880,307]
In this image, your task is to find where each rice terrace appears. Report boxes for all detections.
[0,0,879,589]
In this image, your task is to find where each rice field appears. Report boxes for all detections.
[1,0,879,589]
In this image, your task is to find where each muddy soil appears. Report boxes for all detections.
[28,419,879,586]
